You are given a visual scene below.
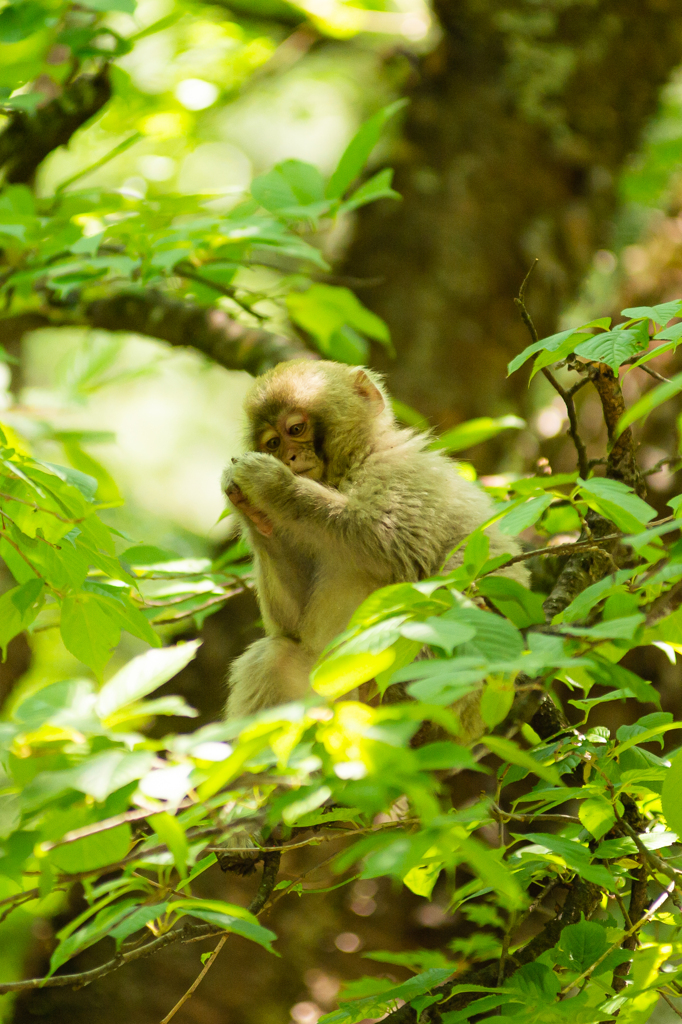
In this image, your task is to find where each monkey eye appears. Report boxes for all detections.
[264,437,280,450]
[288,422,306,437]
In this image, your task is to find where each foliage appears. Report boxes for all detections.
[1,293,682,1024]
[3,0,682,1020]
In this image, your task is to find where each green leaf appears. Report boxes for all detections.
[0,1,48,42]
[319,968,453,1024]
[174,899,278,953]
[431,416,525,454]
[339,168,401,214]
[0,580,44,656]
[49,823,131,874]
[413,741,479,771]
[578,477,656,532]
[477,577,545,628]
[60,594,121,676]
[621,300,682,325]
[62,441,122,505]
[287,284,390,357]
[80,0,137,12]
[398,617,476,654]
[586,660,660,707]
[326,100,407,200]
[150,812,188,878]
[251,160,327,218]
[662,750,682,837]
[573,322,649,372]
[312,648,397,699]
[449,607,524,661]
[96,641,201,718]
[108,903,169,946]
[615,371,682,437]
[507,321,610,376]
[48,898,143,974]
[578,797,616,840]
[519,833,614,888]
[70,750,155,802]
[483,737,563,786]
[559,568,638,623]
[496,494,553,535]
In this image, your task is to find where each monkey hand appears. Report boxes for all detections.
[231,452,294,507]
[223,455,280,537]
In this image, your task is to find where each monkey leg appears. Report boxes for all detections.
[225,636,315,719]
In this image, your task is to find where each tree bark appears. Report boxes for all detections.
[345,0,682,433]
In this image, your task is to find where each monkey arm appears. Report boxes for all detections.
[229,452,348,524]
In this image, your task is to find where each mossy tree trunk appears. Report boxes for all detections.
[345,0,682,440]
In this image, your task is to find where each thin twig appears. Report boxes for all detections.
[513,265,590,479]
[659,990,682,1020]
[491,806,581,825]
[638,364,673,385]
[160,934,228,1024]
[174,264,267,321]
[0,492,85,522]
[643,456,682,478]
[148,589,241,624]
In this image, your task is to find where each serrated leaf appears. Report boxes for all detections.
[573,321,649,371]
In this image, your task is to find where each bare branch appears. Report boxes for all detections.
[513,267,589,479]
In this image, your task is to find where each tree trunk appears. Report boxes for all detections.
[345,0,682,440]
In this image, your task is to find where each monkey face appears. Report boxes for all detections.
[257,410,325,480]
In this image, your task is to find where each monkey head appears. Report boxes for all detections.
[242,360,391,485]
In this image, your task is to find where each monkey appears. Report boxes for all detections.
[222,359,529,721]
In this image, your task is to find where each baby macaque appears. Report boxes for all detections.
[223,360,528,719]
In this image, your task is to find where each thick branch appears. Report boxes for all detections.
[0,71,111,184]
[588,362,646,497]
[86,290,313,374]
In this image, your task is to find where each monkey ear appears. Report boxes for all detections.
[351,368,385,415]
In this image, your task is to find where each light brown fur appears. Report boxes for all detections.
[222,360,528,719]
